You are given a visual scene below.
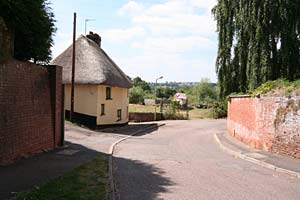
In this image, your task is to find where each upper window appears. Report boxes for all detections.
[106,87,112,100]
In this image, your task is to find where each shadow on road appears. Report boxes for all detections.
[114,157,174,200]
[65,123,160,137]
[1,132,172,200]
[0,141,105,199]
[97,123,160,136]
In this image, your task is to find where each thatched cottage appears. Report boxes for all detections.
[52,32,132,127]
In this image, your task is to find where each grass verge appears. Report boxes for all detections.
[188,108,214,119]
[129,104,215,119]
[12,156,108,200]
[129,104,156,113]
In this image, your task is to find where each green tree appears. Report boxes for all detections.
[0,0,56,63]
[156,87,177,99]
[132,77,151,92]
[192,79,217,104]
[129,86,145,104]
[213,0,300,97]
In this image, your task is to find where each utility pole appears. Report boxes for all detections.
[70,12,76,122]
[154,76,163,121]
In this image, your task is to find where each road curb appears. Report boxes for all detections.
[109,123,165,200]
[214,133,300,179]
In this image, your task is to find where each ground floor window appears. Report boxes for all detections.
[117,109,122,121]
[101,104,105,115]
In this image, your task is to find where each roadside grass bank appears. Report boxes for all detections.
[129,104,156,113]
[129,104,215,119]
[12,156,109,200]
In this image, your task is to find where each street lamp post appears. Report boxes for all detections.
[154,76,163,121]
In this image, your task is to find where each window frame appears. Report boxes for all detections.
[117,109,122,121]
[106,87,112,100]
[101,104,105,116]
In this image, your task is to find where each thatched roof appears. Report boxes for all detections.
[52,34,132,88]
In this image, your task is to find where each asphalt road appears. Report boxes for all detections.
[113,119,300,200]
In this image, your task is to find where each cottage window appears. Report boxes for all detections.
[117,109,122,121]
[101,104,105,115]
[106,87,112,100]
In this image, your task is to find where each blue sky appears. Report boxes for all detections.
[51,0,218,83]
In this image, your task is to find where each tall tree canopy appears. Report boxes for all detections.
[132,77,151,92]
[0,0,56,63]
[213,0,300,97]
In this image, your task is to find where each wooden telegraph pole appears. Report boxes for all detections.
[70,12,76,122]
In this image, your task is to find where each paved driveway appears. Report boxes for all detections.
[113,119,300,200]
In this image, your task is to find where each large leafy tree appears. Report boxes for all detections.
[192,79,217,104]
[213,0,300,97]
[0,0,56,63]
[132,77,151,92]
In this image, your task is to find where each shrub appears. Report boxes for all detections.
[211,100,227,119]
[129,86,145,104]
[251,79,300,96]
[163,100,187,120]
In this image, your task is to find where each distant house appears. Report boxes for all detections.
[174,93,187,107]
[52,32,132,127]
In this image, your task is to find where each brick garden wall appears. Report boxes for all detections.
[228,95,300,158]
[0,59,62,164]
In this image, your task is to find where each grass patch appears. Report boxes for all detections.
[129,104,215,119]
[129,104,156,113]
[188,108,214,119]
[12,156,109,200]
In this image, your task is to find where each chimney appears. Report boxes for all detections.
[87,31,101,47]
[0,17,14,62]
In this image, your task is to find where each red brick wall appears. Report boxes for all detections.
[228,95,300,158]
[0,60,62,164]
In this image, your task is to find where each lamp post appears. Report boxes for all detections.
[154,76,163,121]
[85,19,95,35]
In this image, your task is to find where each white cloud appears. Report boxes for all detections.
[118,1,143,16]
[110,0,218,82]
[132,36,215,53]
[118,52,217,82]
[132,13,215,36]
[189,0,217,9]
[100,27,146,43]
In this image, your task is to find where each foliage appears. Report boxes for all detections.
[156,86,177,99]
[191,78,217,105]
[213,0,300,98]
[132,77,151,92]
[129,86,145,104]
[0,0,56,63]
[211,100,228,119]
[179,79,217,106]
[13,156,108,200]
[251,79,300,96]
[144,92,155,99]
[164,100,187,120]
[178,85,192,94]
